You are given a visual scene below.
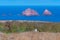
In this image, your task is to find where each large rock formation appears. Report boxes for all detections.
[22,8,39,16]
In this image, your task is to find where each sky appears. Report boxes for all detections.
[0,0,60,6]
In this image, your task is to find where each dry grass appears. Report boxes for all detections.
[0,32,60,40]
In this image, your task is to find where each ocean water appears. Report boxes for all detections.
[0,6,60,22]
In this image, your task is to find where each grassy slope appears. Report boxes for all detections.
[0,21,60,33]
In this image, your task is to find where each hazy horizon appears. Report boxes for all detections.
[0,0,60,6]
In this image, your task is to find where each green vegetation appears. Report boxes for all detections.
[0,21,60,33]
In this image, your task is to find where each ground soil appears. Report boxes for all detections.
[0,32,59,40]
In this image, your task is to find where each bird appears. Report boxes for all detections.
[34,28,38,32]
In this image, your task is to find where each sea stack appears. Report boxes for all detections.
[22,8,38,16]
[43,9,52,16]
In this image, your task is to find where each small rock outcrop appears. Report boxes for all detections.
[43,9,52,16]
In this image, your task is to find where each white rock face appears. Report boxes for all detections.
[43,9,52,15]
[22,8,38,16]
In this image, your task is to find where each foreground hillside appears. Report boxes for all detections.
[0,21,60,40]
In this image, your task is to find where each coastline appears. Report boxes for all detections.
[0,20,55,23]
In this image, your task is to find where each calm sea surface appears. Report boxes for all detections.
[0,6,60,22]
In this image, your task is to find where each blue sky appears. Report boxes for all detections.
[0,0,60,6]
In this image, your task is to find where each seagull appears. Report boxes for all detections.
[34,28,38,32]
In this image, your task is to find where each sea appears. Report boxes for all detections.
[0,6,60,22]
